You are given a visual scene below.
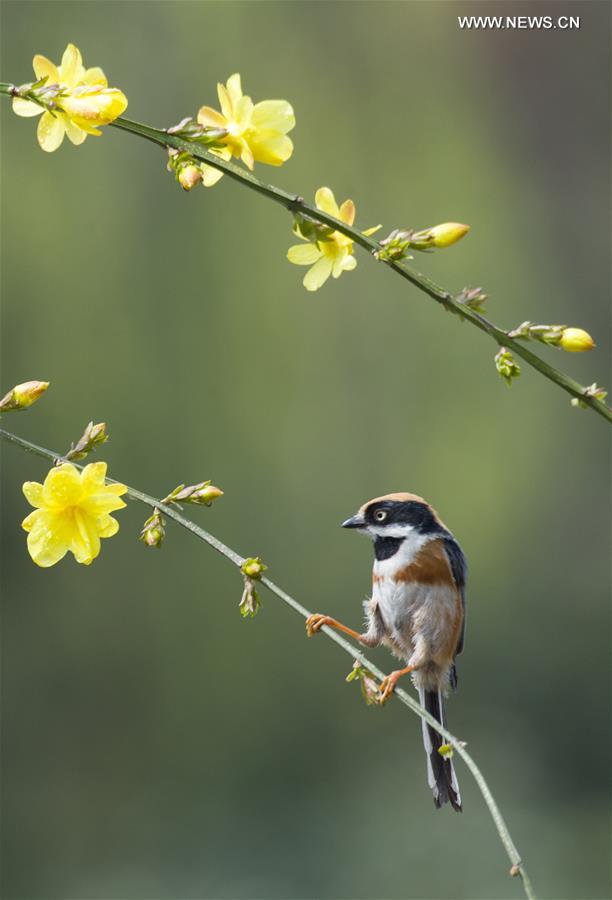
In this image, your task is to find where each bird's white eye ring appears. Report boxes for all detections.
[374,509,387,522]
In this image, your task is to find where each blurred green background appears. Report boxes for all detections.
[1,2,610,898]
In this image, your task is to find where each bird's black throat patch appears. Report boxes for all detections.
[373,536,403,560]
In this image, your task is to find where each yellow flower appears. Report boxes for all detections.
[196,73,295,186]
[12,43,127,152]
[287,187,380,291]
[558,327,596,352]
[22,462,127,567]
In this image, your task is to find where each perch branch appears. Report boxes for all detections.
[0,425,536,899]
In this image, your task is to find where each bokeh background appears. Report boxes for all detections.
[1,2,610,898]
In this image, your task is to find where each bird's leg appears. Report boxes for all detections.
[305,613,373,645]
[378,665,417,705]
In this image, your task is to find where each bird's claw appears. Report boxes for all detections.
[305,613,331,637]
[378,672,400,705]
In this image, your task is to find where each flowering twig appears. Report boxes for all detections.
[0,424,536,900]
[0,80,608,424]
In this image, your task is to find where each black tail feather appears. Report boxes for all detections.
[421,688,462,812]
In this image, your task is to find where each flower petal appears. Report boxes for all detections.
[26,510,72,567]
[362,224,382,237]
[197,106,227,128]
[287,243,322,265]
[248,132,293,166]
[42,463,82,507]
[37,111,65,152]
[339,200,356,226]
[12,97,43,117]
[251,100,295,134]
[70,509,100,565]
[23,481,45,508]
[81,66,107,86]
[217,82,233,120]
[303,256,333,292]
[81,492,127,517]
[234,94,253,131]
[98,514,120,538]
[315,187,339,218]
[226,73,243,109]
[333,251,357,278]
[33,54,59,84]
[201,165,225,187]
[65,118,87,145]
[22,508,44,532]
[60,43,84,87]
[80,461,108,489]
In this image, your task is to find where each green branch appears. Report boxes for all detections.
[1,424,535,899]
[112,113,610,425]
[0,79,608,423]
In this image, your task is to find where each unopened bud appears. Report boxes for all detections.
[571,382,608,409]
[163,481,223,506]
[438,743,454,759]
[558,327,596,352]
[140,509,165,548]
[495,347,521,386]
[411,222,470,250]
[346,661,381,706]
[0,380,49,411]
[64,421,108,462]
[241,557,267,579]
[178,164,202,191]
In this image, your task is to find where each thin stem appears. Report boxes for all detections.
[110,114,611,425]
[1,425,535,899]
[0,83,608,423]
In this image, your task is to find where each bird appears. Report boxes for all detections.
[306,492,466,811]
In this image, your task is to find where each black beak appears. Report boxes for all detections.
[341,513,365,529]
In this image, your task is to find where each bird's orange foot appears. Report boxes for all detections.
[305,613,333,637]
[378,666,415,705]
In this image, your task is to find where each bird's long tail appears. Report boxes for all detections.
[418,686,462,812]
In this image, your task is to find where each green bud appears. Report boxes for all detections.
[346,661,381,706]
[64,421,108,462]
[456,286,488,313]
[495,348,521,386]
[571,382,608,409]
[241,557,267,579]
[162,481,223,506]
[239,578,262,618]
[140,508,165,548]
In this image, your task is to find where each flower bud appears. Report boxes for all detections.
[558,327,596,352]
[163,481,224,506]
[428,222,470,247]
[0,380,49,411]
[346,661,381,706]
[178,164,202,191]
[495,348,521,386]
[411,222,470,250]
[239,578,262,617]
[140,509,165,548]
[241,557,267,579]
[64,421,108,462]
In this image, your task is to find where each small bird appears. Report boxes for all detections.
[306,493,466,811]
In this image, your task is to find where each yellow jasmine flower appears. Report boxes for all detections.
[12,43,127,152]
[22,461,127,567]
[197,73,295,186]
[287,187,380,291]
